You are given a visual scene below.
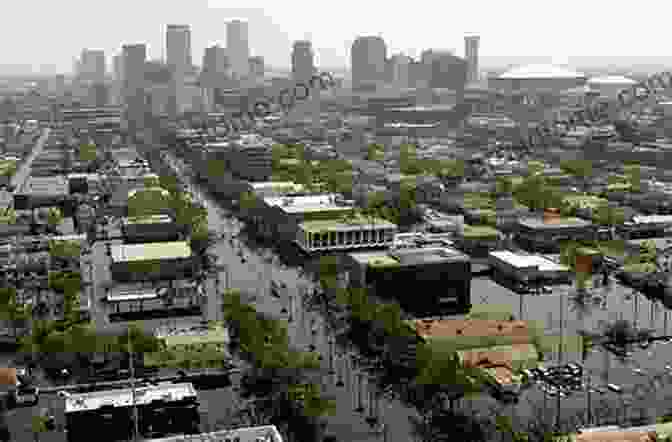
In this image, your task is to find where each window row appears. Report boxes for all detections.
[299,228,396,250]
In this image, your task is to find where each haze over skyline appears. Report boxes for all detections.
[4,0,672,75]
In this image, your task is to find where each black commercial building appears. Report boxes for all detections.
[64,382,200,442]
[345,247,471,317]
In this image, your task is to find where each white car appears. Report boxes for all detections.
[14,385,39,406]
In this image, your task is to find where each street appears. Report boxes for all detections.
[10,128,50,192]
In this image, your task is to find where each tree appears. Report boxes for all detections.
[496,177,515,195]
[436,159,465,180]
[78,142,98,162]
[560,159,593,192]
[0,286,30,338]
[366,143,384,161]
[399,144,423,175]
[592,204,626,239]
[46,207,63,232]
[221,289,335,442]
[624,163,642,192]
[127,188,170,217]
[514,175,562,212]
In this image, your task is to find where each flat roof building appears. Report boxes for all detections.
[516,213,594,253]
[110,241,195,282]
[144,425,284,442]
[296,217,398,253]
[122,214,179,243]
[346,245,471,317]
[65,382,200,442]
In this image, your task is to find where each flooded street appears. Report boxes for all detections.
[167,151,672,432]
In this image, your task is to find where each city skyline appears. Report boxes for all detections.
[2,1,671,76]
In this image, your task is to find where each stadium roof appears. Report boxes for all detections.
[499,64,585,80]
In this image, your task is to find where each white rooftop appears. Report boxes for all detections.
[490,250,569,272]
[249,181,303,190]
[499,64,585,80]
[588,75,637,85]
[144,425,284,442]
[110,241,192,263]
[64,382,197,413]
[631,215,672,225]
[263,194,353,214]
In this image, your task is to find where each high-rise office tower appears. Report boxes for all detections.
[227,20,250,79]
[166,24,192,119]
[465,35,480,83]
[351,36,387,91]
[122,43,147,133]
[248,56,264,79]
[388,54,412,88]
[202,45,229,84]
[79,49,106,83]
[166,24,192,73]
[112,54,125,105]
[291,40,315,84]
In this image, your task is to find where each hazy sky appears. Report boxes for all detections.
[4,0,671,74]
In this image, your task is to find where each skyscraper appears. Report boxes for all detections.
[166,24,192,73]
[292,40,315,84]
[351,36,387,92]
[79,49,106,83]
[202,45,229,84]
[227,20,250,80]
[248,56,265,79]
[113,54,125,105]
[122,44,147,134]
[465,35,480,84]
[388,54,412,89]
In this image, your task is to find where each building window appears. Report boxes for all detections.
[363,230,369,243]
[337,231,345,245]
[330,231,337,246]
[354,230,362,244]
[346,231,353,245]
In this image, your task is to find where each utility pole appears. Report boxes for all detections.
[128,334,140,442]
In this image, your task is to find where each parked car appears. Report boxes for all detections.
[13,385,39,407]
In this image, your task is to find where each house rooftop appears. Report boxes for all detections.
[110,241,192,263]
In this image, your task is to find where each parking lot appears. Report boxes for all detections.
[472,276,672,426]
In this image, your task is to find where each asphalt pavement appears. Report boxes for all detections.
[10,128,50,192]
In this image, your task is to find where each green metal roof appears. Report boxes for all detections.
[300,217,397,233]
